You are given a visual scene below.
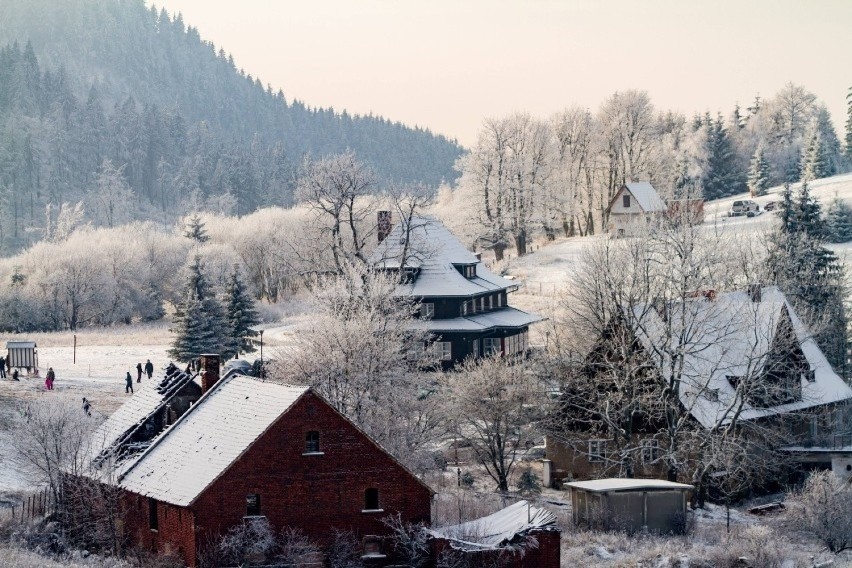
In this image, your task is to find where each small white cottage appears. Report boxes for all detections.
[606,182,666,236]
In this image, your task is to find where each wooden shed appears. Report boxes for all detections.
[6,341,38,370]
[565,478,693,534]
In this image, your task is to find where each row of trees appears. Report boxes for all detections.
[453,84,848,258]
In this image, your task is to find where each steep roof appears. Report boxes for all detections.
[627,287,852,428]
[369,216,517,297]
[609,182,667,213]
[118,376,308,506]
[428,500,557,550]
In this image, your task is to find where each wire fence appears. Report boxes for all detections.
[0,488,52,523]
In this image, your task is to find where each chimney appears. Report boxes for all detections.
[377,211,392,244]
[748,283,762,303]
[199,354,221,393]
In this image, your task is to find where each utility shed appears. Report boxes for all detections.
[566,479,693,534]
[6,341,37,369]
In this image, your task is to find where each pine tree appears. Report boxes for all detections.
[223,267,260,359]
[702,114,745,199]
[184,214,209,243]
[846,86,852,160]
[768,180,847,374]
[747,144,770,196]
[168,256,227,361]
[801,126,827,182]
[825,197,852,243]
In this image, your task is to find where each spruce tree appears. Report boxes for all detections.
[768,181,847,374]
[800,127,827,182]
[846,86,852,160]
[223,267,260,359]
[168,256,227,361]
[702,114,745,199]
[184,214,209,243]
[747,144,770,196]
[825,197,852,243]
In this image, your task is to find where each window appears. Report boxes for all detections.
[496,294,503,308]
[421,303,434,318]
[305,431,320,453]
[364,488,380,511]
[483,338,502,357]
[489,295,494,310]
[246,494,261,516]
[431,341,452,361]
[588,440,607,463]
[623,194,631,208]
[472,339,480,357]
[641,440,659,463]
[805,369,816,383]
[148,498,158,530]
[480,296,486,311]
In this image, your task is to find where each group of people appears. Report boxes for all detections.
[0,354,55,388]
[125,359,154,394]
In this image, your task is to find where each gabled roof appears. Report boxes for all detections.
[626,287,852,428]
[609,182,667,213]
[118,376,308,506]
[428,500,556,550]
[369,216,517,297]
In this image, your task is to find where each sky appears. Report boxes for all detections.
[151,0,851,147]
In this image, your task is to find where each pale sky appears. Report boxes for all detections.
[151,0,851,147]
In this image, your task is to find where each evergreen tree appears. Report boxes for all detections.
[747,144,770,196]
[801,126,827,182]
[768,181,847,374]
[184,214,209,243]
[702,114,745,199]
[846,86,852,160]
[168,256,227,361]
[825,197,852,244]
[223,267,260,359]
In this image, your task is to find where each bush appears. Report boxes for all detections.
[788,469,852,553]
[516,470,542,495]
[460,472,475,488]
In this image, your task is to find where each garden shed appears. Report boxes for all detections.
[6,340,38,370]
[566,478,693,534]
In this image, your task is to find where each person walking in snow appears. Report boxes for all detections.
[0,356,5,378]
[136,362,143,383]
[145,359,154,380]
[45,367,55,391]
[125,371,134,394]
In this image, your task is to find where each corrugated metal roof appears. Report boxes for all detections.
[119,376,308,506]
[6,341,36,349]
[429,500,556,549]
[566,478,693,492]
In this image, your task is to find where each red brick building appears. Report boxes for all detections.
[83,355,432,566]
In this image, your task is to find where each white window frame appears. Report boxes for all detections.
[623,194,631,208]
[497,294,503,307]
[431,341,452,361]
[641,439,659,464]
[472,339,480,357]
[588,440,607,463]
[480,296,485,311]
[483,338,501,356]
[421,303,434,318]
[489,295,494,309]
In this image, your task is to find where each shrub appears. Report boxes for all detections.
[788,469,852,553]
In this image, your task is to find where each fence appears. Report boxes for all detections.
[1,488,52,523]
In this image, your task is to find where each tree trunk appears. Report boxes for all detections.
[514,231,527,256]
[494,244,506,262]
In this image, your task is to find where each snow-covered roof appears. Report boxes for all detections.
[118,376,308,506]
[428,500,557,550]
[85,367,198,470]
[409,307,544,333]
[611,182,667,213]
[565,478,693,493]
[627,286,852,428]
[370,216,518,298]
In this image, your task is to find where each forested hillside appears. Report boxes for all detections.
[0,0,463,253]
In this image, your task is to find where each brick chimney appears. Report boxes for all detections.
[199,354,221,393]
[377,211,392,244]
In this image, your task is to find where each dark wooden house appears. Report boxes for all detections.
[369,216,543,366]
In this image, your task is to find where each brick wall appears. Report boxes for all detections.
[188,391,432,563]
[121,492,196,566]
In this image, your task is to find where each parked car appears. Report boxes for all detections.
[764,201,777,211]
[729,199,759,217]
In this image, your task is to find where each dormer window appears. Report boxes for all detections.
[455,264,476,279]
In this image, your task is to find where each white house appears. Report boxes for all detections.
[606,181,667,236]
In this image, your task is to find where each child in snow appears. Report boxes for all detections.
[45,367,55,390]
[125,371,134,394]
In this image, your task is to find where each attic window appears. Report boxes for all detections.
[363,488,381,512]
[305,431,321,454]
[148,498,158,531]
[623,194,631,208]
[246,494,261,516]
[805,370,816,383]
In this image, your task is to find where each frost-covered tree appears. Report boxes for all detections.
[223,266,260,359]
[703,114,744,199]
[846,86,852,160]
[85,159,135,228]
[747,144,770,197]
[169,256,227,361]
[800,125,828,182]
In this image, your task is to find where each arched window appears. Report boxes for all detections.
[364,488,380,511]
[305,431,320,453]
